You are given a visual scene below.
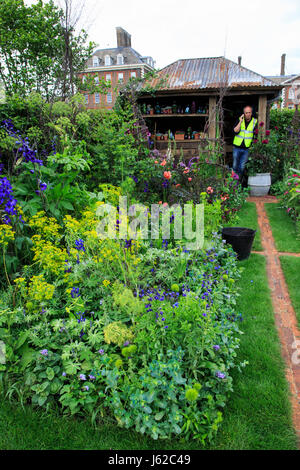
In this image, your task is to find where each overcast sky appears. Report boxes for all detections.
[26,0,300,76]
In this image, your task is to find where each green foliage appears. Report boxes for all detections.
[269,108,295,136]
[0,0,94,99]
[279,169,300,236]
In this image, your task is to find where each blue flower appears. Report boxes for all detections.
[216,372,226,379]
[39,182,47,191]
[40,349,48,356]
[75,239,85,251]
[71,287,80,298]
[79,374,86,381]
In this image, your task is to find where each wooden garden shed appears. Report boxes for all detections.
[138,57,282,160]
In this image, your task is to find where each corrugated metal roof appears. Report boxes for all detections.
[147,57,281,90]
[265,74,297,85]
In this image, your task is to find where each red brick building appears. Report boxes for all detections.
[267,54,300,109]
[79,27,155,109]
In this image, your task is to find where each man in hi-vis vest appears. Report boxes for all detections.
[232,105,257,179]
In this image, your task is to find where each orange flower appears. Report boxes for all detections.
[158,201,162,204]
[160,160,167,166]
[206,186,213,194]
[188,177,192,182]
[163,171,172,180]
[175,183,181,188]
[154,160,158,164]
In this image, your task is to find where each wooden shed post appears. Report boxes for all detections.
[258,95,267,131]
[209,96,217,139]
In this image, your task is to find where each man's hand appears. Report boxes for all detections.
[239,114,244,122]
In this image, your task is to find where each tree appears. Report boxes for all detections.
[0,0,94,100]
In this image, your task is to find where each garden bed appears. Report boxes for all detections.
[0,255,297,450]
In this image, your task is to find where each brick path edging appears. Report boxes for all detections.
[247,196,300,447]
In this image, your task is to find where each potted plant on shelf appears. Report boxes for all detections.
[246,124,278,196]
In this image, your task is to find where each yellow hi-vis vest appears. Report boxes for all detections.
[233,117,257,148]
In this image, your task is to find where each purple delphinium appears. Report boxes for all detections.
[79,374,86,381]
[0,176,18,224]
[1,119,43,166]
[213,345,220,351]
[40,349,48,356]
[98,349,105,355]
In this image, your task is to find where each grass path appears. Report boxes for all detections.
[280,256,300,328]
[265,203,300,253]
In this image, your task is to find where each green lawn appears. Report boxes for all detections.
[280,256,300,328]
[0,255,297,450]
[227,202,262,251]
[265,203,300,253]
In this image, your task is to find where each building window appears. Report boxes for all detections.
[118,72,124,83]
[94,76,99,85]
[289,88,295,99]
[84,94,89,104]
[82,75,86,83]
[92,56,99,67]
[95,93,100,104]
[105,55,112,66]
[106,92,112,103]
[117,54,124,65]
[130,71,136,78]
[105,73,111,83]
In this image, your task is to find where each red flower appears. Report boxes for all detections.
[253,139,258,144]
[265,130,270,135]
[254,129,258,135]
[259,121,264,127]
[275,126,279,130]
[163,171,171,180]
[262,139,269,144]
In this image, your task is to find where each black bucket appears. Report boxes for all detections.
[221,227,256,261]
